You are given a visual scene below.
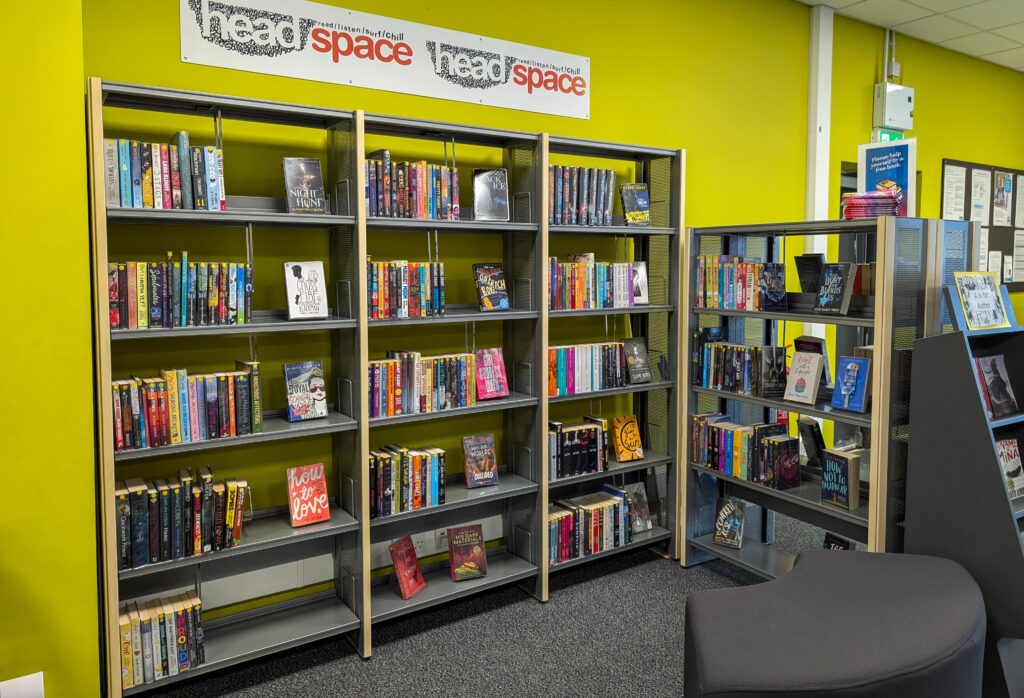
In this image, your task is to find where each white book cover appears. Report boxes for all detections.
[151,144,164,209]
[632,261,649,305]
[284,261,329,320]
[784,352,824,404]
[104,139,120,207]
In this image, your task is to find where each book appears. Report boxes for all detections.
[832,356,871,412]
[784,352,824,404]
[813,263,854,315]
[793,335,832,386]
[474,347,509,400]
[472,263,509,311]
[823,533,852,550]
[611,415,644,462]
[795,253,824,293]
[713,497,745,548]
[388,535,426,600]
[284,261,329,320]
[760,347,787,398]
[620,182,650,226]
[997,439,1024,499]
[286,463,331,527]
[623,337,652,384]
[976,355,1019,419]
[284,360,329,421]
[282,157,326,214]
[549,257,638,310]
[759,263,788,312]
[622,482,653,533]
[821,449,860,510]
[472,168,509,221]
[798,416,826,468]
[447,524,487,581]
[632,261,649,305]
[462,433,498,489]
[954,271,1011,330]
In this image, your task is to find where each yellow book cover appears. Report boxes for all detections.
[148,599,164,680]
[468,352,476,405]
[225,479,237,544]
[136,262,149,328]
[141,142,154,208]
[119,607,134,689]
[611,415,644,462]
[128,601,143,684]
[160,369,182,444]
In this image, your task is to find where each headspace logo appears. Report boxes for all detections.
[427,41,586,97]
[188,0,314,56]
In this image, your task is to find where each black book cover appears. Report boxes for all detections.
[282,157,327,214]
[197,263,208,326]
[473,168,510,221]
[472,263,510,312]
[213,484,226,551]
[115,485,132,570]
[186,264,196,327]
[171,263,182,329]
[199,466,214,552]
[147,485,159,563]
[170,479,183,559]
[814,263,854,315]
[760,346,787,398]
[116,264,128,329]
[179,469,194,556]
[235,372,252,436]
[624,338,652,384]
[759,263,788,312]
[157,481,171,561]
[191,145,207,210]
[208,263,219,326]
[795,253,824,293]
[217,375,230,437]
[620,183,651,226]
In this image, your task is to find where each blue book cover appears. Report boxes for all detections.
[180,251,189,327]
[283,360,329,421]
[130,140,143,208]
[236,264,246,325]
[117,139,132,207]
[195,379,207,441]
[176,368,191,443]
[832,356,871,412]
[431,452,440,504]
[228,263,238,325]
[203,146,220,211]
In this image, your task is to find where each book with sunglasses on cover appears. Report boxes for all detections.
[284,360,329,422]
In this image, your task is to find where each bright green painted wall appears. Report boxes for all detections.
[0,2,99,697]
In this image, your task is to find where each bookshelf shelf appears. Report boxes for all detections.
[370,552,537,623]
[550,526,673,572]
[693,307,874,328]
[688,534,795,579]
[365,217,537,233]
[368,392,538,428]
[110,312,357,340]
[113,411,358,463]
[118,507,360,581]
[683,216,974,573]
[107,207,356,228]
[549,304,674,318]
[549,224,676,237]
[549,454,673,491]
[990,412,1024,429]
[368,306,538,327]
[548,380,674,404]
[89,78,685,693]
[123,595,361,696]
[688,464,869,540]
[369,475,538,529]
[690,386,872,428]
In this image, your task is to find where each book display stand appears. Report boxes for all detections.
[87,79,684,694]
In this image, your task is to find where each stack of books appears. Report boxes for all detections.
[841,189,901,219]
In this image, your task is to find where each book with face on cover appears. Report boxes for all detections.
[623,338,652,384]
[462,433,499,489]
[784,352,824,405]
[283,261,329,320]
[283,360,329,422]
[976,355,1019,419]
[997,439,1024,499]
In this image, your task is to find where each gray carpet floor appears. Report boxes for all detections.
[149,517,832,697]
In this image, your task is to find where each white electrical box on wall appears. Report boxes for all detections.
[873,82,914,131]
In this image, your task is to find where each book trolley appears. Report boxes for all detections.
[86,78,684,695]
[680,217,975,578]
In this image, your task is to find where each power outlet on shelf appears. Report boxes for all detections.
[435,527,448,551]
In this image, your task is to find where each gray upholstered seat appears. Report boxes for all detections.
[684,550,986,697]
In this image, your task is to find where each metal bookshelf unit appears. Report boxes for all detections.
[681,217,974,578]
[87,79,686,695]
[544,137,685,584]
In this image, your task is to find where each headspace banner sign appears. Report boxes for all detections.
[180,0,591,119]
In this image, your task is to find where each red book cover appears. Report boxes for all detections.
[474,347,509,400]
[287,463,331,527]
[447,524,487,581]
[388,535,426,599]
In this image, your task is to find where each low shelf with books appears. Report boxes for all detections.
[682,216,975,574]
[110,312,359,340]
[550,526,673,572]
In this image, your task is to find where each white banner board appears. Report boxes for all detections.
[181,0,591,119]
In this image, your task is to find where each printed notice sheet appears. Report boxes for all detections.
[994,171,1013,227]
[972,169,992,225]
[980,227,990,271]
[1014,230,1024,283]
[942,164,967,221]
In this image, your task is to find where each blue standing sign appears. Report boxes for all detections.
[858,138,917,217]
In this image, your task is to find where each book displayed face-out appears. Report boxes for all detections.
[954,271,1010,330]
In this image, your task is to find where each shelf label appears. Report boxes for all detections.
[180,0,591,119]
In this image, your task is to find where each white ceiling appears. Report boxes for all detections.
[796,0,1024,71]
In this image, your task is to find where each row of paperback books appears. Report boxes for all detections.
[115,467,248,569]
[547,485,642,564]
[548,255,646,310]
[111,362,263,452]
[365,150,460,220]
[548,414,647,480]
[103,133,225,211]
[369,445,447,519]
[690,414,798,489]
[119,592,205,690]
[367,347,508,418]
[695,342,787,398]
[107,253,252,331]
[547,338,652,397]
[694,256,786,312]
[548,165,619,226]
[367,258,446,319]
